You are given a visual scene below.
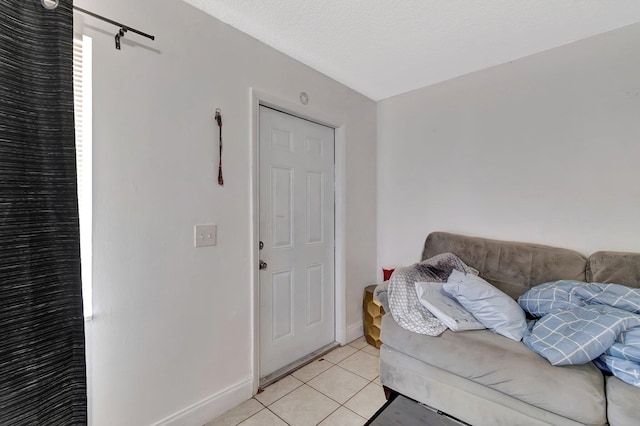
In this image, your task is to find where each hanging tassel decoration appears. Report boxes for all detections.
[215,109,224,186]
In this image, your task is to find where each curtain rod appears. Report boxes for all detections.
[73,6,155,41]
[72,5,155,50]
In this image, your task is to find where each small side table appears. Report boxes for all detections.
[363,284,385,348]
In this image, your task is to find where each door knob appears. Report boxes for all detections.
[259,260,268,270]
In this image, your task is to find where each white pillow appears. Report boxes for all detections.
[443,269,527,341]
[415,281,485,331]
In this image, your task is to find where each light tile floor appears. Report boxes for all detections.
[205,337,386,426]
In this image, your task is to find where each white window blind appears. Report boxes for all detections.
[73,34,93,320]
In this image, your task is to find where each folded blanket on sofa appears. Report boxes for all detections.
[519,280,640,387]
[387,253,478,336]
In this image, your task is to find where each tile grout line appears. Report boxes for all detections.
[228,339,380,425]
[308,345,381,424]
[267,406,292,426]
[335,348,381,382]
[306,371,370,407]
[311,404,341,426]
[255,379,304,409]
[293,345,379,424]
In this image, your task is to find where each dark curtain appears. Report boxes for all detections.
[0,0,87,424]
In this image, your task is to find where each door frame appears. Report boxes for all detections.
[249,88,347,394]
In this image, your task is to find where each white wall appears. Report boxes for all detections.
[378,23,640,271]
[77,0,377,424]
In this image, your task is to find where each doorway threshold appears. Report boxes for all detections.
[259,342,339,389]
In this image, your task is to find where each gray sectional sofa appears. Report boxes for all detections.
[375,232,640,426]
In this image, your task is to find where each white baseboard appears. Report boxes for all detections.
[152,377,253,426]
[346,321,363,344]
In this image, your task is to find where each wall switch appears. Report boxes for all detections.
[194,224,217,247]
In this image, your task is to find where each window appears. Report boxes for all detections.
[73,34,93,319]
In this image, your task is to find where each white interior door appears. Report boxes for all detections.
[259,105,335,378]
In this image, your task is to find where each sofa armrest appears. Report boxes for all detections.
[374,281,390,313]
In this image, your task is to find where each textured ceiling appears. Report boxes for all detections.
[184,0,640,101]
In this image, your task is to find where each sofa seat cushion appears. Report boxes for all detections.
[381,314,606,425]
[606,376,640,426]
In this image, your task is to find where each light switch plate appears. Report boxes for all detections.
[194,224,216,247]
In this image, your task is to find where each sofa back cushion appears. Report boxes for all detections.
[422,232,587,299]
[587,251,640,288]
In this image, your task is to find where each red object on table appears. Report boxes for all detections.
[383,268,395,281]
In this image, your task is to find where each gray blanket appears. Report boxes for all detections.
[388,253,478,335]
